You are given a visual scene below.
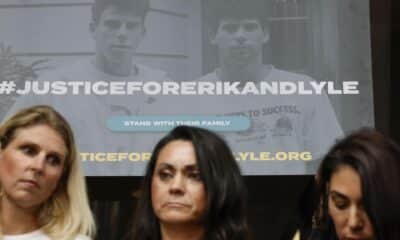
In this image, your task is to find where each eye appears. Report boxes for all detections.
[243,22,259,32]
[46,154,62,167]
[334,200,349,210]
[158,170,173,181]
[104,19,122,30]
[331,195,350,210]
[126,22,140,30]
[20,144,37,156]
[222,23,239,34]
[188,171,202,182]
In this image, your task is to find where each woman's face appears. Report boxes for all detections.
[0,124,67,210]
[151,140,206,225]
[328,165,375,240]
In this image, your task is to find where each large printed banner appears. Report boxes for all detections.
[0,0,374,175]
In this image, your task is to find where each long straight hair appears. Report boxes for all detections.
[313,128,400,240]
[132,126,250,240]
[0,105,95,239]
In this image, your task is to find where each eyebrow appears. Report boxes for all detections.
[329,190,348,199]
[241,20,260,23]
[19,140,66,160]
[156,163,199,171]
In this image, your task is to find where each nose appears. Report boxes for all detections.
[169,174,185,195]
[29,154,45,175]
[117,24,128,42]
[348,207,364,232]
[235,26,247,44]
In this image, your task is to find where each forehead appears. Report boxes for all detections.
[329,165,362,199]
[99,5,143,22]
[12,124,67,157]
[219,18,262,25]
[156,140,197,168]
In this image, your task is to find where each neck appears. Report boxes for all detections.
[1,195,40,235]
[160,222,204,240]
[95,54,134,77]
[219,59,268,82]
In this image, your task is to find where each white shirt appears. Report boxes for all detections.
[143,66,343,174]
[4,229,91,240]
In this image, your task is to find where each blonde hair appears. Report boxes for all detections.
[0,105,95,239]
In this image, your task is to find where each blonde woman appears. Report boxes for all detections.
[0,105,95,239]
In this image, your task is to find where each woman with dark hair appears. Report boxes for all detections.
[310,128,400,240]
[132,126,249,240]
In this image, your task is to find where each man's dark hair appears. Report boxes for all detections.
[92,0,150,24]
[131,126,250,240]
[206,0,271,35]
[312,128,400,240]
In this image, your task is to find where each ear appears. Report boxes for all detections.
[208,29,217,45]
[136,25,146,46]
[89,21,96,38]
[141,24,146,38]
[262,30,270,44]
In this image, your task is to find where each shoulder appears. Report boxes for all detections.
[268,66,314,83]
[3,230,49,240]
[74,235,92,240]
[196,70,218,81]
[38,59,94,81]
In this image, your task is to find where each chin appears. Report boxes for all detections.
[340,235,372,240]
[230,57,253,66]
[13,193,47,208]
[159,214,197,225]
[14,198,43,209]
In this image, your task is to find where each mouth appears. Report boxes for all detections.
[232,44,249,50]
[230,46,251,56]
[163,202,190,209]
[19,179,40,189]
[343,237,366,240]
[111,45,132,50]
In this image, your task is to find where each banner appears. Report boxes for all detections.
[0,0,374,175]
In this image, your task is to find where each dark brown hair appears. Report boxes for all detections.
[132,126,250,240]
[92,0,150,24]
[205,0,271,35]
[313,128,400,240]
